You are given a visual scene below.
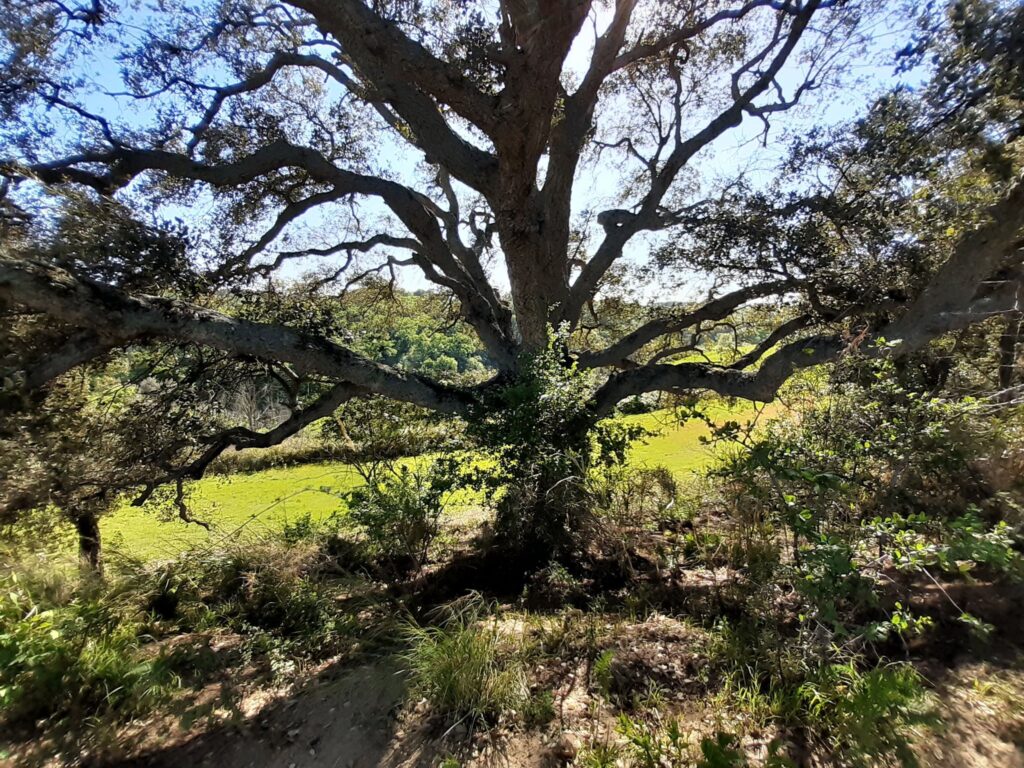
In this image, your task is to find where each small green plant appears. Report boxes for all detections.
[797,662,927,765]
[697,732,748,768]
[346,459,455,575]
[578,740,624,768]
[616,712,688,768]
[0,574,178,726]
[403,595,528,726]
[522,562,584,608]
[281,512,319,544]
[523,688,555,727]
[593,648,615,698]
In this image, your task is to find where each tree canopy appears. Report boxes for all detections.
[1,0,1022,512]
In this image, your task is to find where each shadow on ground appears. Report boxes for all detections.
[96,659,409,768]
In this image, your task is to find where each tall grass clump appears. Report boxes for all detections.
[403,595,528,725]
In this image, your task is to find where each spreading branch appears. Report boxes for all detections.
[0,258,474,415]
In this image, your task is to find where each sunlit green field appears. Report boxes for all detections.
[102,401,776,560]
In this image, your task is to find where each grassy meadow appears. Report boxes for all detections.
[101,401,773,560]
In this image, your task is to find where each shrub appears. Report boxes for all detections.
[522,562,584,609]
[523,688,555,727]
[346,459,454,575]
[591,465,678,532]
[403,596,528,725]
[577,741,624,768]
[616,712,688,768]
[797,662,927,765]
[0,573,177,726]
[118,537,359,659]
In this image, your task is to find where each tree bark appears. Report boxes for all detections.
[75,510,102,575]
[998,312,1023,402]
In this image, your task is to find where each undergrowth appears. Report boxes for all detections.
[403,594,529,727]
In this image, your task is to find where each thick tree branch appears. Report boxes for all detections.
[288,0,501,196]
[11,140,517,366]
[592,177,1024,414]
[7,331,114,390]
[564,1,823,323]
[592,334,841,417]
[728,314,814,370]
[578,280,794,368]
[0,258,474,415]
[884,179,1024,353]
[160,381,364,485]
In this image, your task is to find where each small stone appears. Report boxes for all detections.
[552,732,580,762]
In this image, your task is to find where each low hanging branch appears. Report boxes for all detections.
[0,258,473,415]
[2,0,1023,474]
[591,177,1024,416]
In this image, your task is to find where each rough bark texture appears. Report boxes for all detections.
[75,510,102,574]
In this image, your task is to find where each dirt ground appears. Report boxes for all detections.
[82,656,1023,768]
[4,571,1024,768]
[18,627,1011,768]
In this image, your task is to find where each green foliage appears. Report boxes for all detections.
[522,562,584,609]
[0,570,177,726]
[319,395,460,463]
[616,712,688,768]
[712,357,1021,639]
[345,458,455,574]
[796,662,926,766]
[865,509,1023,580]
[592,648,615,699]
[523,688,555,727]
[712,624,927,764]
[577,741,624,768]
[464,335,598,557]
[463,331,657,560]
[591,465,677,530]
[0,530,380,733]
[717,359,1001,533]
[143,540,350,648]
[403,596,528,726]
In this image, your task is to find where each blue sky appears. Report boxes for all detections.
[19,0,929,305]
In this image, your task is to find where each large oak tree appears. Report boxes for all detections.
[1,0,1022,553]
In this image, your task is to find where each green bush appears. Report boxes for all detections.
[346,459,454,575]
[0,533,378,737]
[797,662,927,765]
[523,688,555,727]
[0,574,176,726]
[616,712,688,767]
[143,540,347,648]
[403,596,528,725]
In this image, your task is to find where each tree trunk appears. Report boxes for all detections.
[75,510,102,575]
[492,421,593,567]
[998,312,1022,403]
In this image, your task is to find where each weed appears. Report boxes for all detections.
[616,712,688,767]
[403,596,528,725]
[346,459,454,575]
[593,649,615,699]
[523,688,555,727]
[0,573,177,726]
[577,740,624,768]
